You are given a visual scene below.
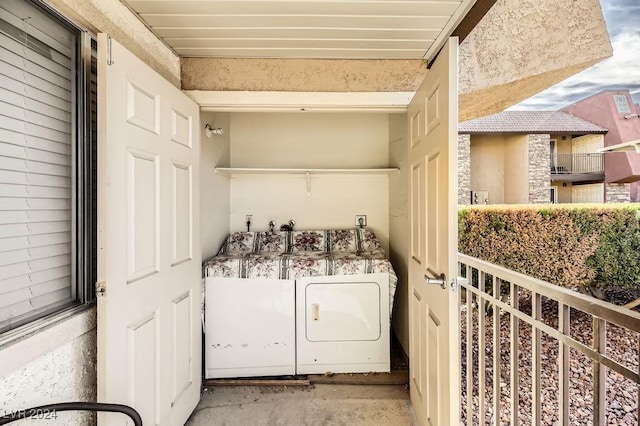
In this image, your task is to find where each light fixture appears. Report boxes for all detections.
[204,123,224,138]
[624,113,639,120]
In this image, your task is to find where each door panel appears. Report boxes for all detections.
[407,37,459,425]
[97,35,201,426]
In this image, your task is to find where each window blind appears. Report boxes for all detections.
[0,0,76,331]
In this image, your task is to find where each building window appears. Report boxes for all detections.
[614,95,631,114]
[0,0,96,334]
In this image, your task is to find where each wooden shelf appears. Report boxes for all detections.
[214,167,400,176]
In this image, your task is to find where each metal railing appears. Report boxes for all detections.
[550,153,604,174]
[458,253,640,425]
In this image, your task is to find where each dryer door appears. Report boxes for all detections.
[296,273,390,375]
[305,282,381,342]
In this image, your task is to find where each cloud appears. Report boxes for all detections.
[510,0,640,110]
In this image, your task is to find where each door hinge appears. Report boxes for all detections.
[106,35,114,66]
[96,281,106,297]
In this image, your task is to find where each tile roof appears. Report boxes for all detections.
[458,111,608,134]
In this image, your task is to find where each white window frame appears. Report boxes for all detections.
[550,186,558,203]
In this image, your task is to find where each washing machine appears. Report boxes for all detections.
[205,277,296,378]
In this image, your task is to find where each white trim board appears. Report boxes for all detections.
[215,167,399,176]
[185,91,415,112]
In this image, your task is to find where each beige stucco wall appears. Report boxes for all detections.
[42,0,180,86]
[181,59,427,93]
[388,113,410,354]
[458,0,612,120]
[555,181,573,203]
[0,308,97,425]
[555,135,574,155]
[470,135,506,204]
[503,135,529,203]
[180,0,611,121]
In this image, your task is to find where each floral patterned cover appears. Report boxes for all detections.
[204,228,398,314]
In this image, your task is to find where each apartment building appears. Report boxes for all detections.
[458,110,612,205]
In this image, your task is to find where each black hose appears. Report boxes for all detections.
[0,402,142,426]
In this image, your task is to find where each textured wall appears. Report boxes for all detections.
[458,135,471,205]
[459,0,611,121]
[0,326,97,425]
[528,134,551,203]
[43,0,180,86]
[605,183,631,203]
[181,59,427,92]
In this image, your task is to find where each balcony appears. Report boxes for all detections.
[550,153,604,182]
[459,254,640,425]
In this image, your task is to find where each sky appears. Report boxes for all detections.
[510,0,640,110]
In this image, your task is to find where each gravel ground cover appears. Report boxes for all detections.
[460,293,639,425]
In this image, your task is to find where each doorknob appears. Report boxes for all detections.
[424,273,447,289]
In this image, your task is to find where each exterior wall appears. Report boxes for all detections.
[458,134,471,205]
[554,135,574,155]
[504,135,529,203]
[227,112,391,252]
[43,0,180,86]
[200,112,231,260]
[388,113,410,354]
[0,308,96,425]
[555,181,573,203]
[459,0,612,121]
[470,135,505,204]
[181,59,427,93]
[605,183,631,203]
[528,134,551,203]
[562,91,640,149]
[562,91,640,190]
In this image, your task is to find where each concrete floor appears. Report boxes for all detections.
[186,384,417,426]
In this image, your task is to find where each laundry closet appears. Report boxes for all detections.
[198,110,412,375]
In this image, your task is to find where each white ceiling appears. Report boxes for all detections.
[124,0,475,60]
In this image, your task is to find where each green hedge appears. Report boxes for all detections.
[458,204,640,295]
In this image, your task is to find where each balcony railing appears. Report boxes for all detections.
[551,153,604,174]
[458,253,640,425]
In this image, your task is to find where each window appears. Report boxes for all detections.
[0,0,96,334]
[614,95,631,114]
[550,186,558,203]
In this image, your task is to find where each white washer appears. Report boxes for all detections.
[295,273,390,374]
[205,277,296,378]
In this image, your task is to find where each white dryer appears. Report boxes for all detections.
[295,273,390,374]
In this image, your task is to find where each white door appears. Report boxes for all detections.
[572,183,604,203]
[407,38,459,425]
[572,135,604,173]
[97,35,201,425]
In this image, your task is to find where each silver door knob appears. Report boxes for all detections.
[424,273,447,289]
